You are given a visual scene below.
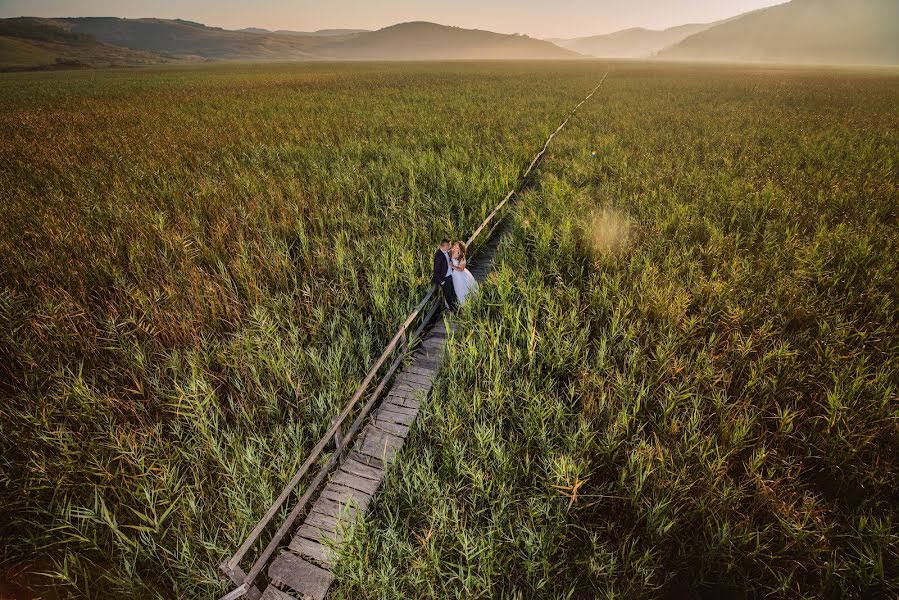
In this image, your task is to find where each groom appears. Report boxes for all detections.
[433,238,457,311]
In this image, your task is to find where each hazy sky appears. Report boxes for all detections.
[0,0,787,38]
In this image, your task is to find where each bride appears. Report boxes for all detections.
[450,241,478,306]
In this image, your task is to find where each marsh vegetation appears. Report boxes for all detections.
[1,62,896,598]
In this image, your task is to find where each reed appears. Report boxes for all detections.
[331,64,899,599]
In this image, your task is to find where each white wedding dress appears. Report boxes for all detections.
[451,258,478,306]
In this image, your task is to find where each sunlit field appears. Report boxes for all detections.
[1,62,897,599]
[330,65,899,599]
[0,61,601,597]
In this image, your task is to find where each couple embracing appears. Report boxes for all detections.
[432,238,477,310]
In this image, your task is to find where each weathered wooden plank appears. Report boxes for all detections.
[318,482,371,510]
[402,367,438,379]
[422,337,446,349]
[392,380,431,395]
[331,470,381,495]
[347,451,385,471]
[361,427,405,450]
[340,457,385,481]
[379,402,418,417]
[397,367,436,380]
[414,350,444,363]
[371,419,411,437]
[260,585,294,600]
[386,386,424,401]
[385,397,421,410]
[287,535,335,568]
[375,407,417,427]
[385,389,422,405]
[414,344,443,356]
[396,372,435,386]
[295,523,342,545]
[357,431,403,463]
[310,496,359,520]
[305,511,339,533]
[268,552,333,600]
[392,380,430,394]
[410,358,441,372]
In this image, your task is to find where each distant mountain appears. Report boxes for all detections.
[55,17,325,60]
[0,17,165,70]
[660,0,899,65]
[554,22,720,58]
[0,18,579,67]
[239,28,369,37]
[311,22,580,60]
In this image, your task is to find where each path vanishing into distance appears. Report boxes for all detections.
[219,72,610,600]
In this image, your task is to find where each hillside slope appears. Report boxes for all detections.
[0,17,165,69]
[660,0,899,65]
[555,22,716,58]
[57,17,324,60]
[313,22,581,60]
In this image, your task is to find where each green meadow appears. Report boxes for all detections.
[330,65,899,599]
[1,62,897,598]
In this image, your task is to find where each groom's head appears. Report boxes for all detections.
[440,238,451,252]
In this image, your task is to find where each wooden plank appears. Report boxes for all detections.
[385,389,422,403]
[357,431,403,463]
[396,372,435,386]
[422,337,446,349]
[319,482,371,510]
[386,397,420,410]
[296,523,342,545]
[410,358,441,371]
[375,408,417,427]
[310,496,359,520]
[403,366,438,378]
[340,457,385,481]
[305,511,339,533]
[397,367,437,380]
[392,380,431,394]
[347,451,385,471]
[414,349,444,363]
[371,419,411,437]
[287,535,335,568]
[268,552,333,600]
[359,428,405,451]
[331,470,381,495]
[379,402,418,416]
[386,386,425,401]
[260,585,294,600]
[414,344,443,356]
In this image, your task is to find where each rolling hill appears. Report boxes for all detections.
[0,18,579,67]
[56,17,325,60]
[0,17,165,70]
[310,22,581,60]
[552,22,719,58]
[659,0,899,65]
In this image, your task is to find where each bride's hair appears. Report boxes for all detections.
[455,241,467,260]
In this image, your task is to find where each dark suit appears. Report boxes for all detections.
[433,249,457,310]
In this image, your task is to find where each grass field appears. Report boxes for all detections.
[329,65,899,599]
[1,62,897,599]
[0,61,602,598]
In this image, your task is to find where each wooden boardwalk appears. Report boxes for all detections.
[261,234,503,600]
[218,75,608,600]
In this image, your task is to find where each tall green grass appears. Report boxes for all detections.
[332,65,899,599]
[0,61,606,598]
